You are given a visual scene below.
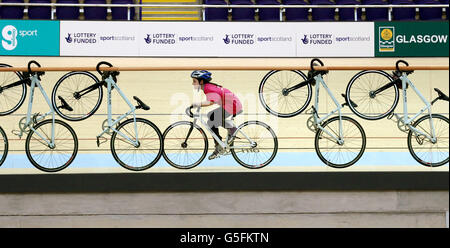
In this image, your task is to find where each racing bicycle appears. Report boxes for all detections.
[51,61,163,171]
[258,58,366,168]
[0,61,78,172]
[162,105,278,169]
[344,60,449,167]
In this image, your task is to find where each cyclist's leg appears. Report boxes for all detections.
[207,107,230,159]
[207,107,224,144]
[225,110,242,140]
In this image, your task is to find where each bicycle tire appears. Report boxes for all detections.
[0,63,27,116]
[259,70,312,118]
[346,70,399,120]
[25,119,78,172]
[407,114,449,167]
[231,120,278,169]
[162,121,208,169]
[110,118,163,171]
[52,71,103,121]
[0,126,8,167]
[314,116,366,168]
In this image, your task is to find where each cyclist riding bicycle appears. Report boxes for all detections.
[190,70,243,160]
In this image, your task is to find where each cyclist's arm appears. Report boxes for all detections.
[193,100,214,107]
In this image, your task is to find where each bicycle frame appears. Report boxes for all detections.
[312,74,344,144]
[23,74,56,147]
[190,108,256,150]
[96,75,140,147]
[394,73,437,142]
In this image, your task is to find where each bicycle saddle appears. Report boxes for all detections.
[58,96,74,112]
[133,96,150,111]
[434,88,449,101]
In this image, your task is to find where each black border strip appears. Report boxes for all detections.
[0,171,447,193]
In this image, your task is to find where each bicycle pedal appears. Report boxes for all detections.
[11,130,23,139]
[415,135,425,145]
[96,136,108,147]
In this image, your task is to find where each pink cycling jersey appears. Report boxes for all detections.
[203,83,243,115]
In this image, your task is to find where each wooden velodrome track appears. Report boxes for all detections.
[0,56,448,174]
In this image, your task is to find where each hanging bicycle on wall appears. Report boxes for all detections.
[344,60,449,167]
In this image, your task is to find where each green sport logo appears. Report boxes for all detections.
[379,26,394,52]
[0,20,59,56]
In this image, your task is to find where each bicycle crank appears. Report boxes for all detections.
[12,117,32,138]
[388,113,410,132]
[396,119,410,132]
[219,148,232,156]
[306,115,318,133]
[101,118,119,135]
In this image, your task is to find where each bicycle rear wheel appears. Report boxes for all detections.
[407,114,449,167]
[315,116,366,168]
[111,118,163,171]
[0,126,8,167]
[0,63,27,116]
[346,70,398,120]
[162,121,208,169]
[231,121,278,169]
[259,70,312,118]
[25,119,78,172]
[52,71,102,121]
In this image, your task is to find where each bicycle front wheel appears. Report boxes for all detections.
[52,71,102,121]
[315,116,366,168]
[0,63,27,116]
[0,126,8,167]
[346,70,398,120]
[110,118,163,171]
[231,121,278,169]
[407,114,449,167]
[25,119,78,172]
[259,70,312,118]
[162,121,208,169]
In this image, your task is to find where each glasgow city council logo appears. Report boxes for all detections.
[379,27,395,52]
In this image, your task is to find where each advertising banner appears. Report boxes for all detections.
[3,20,446,58]
[60,21,139,56]
[60,21,373,57]
[296,22,374,57]
[375,21,449,57]
[0,20,59,56]
[139,22,296,57]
